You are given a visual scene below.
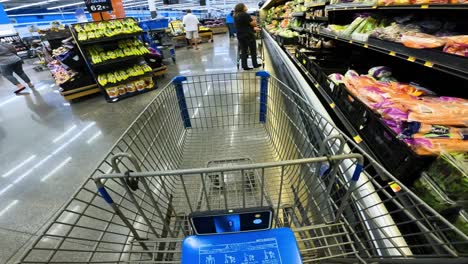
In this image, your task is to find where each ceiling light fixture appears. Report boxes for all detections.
[5,0,59,12]
[47,2,84,10]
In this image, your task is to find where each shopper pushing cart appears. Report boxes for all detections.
[234,3,262,70]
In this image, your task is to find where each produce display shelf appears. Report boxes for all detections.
[261,0,291,10]
[326,3,468,11]
[305,16,328,21]
[291,11,305,17]
[91,55,142,69]
[109,85,156,102]
[291,26,304,32]
[78,32,143,45]
[305,2,327,8]
[60,84,101,101]
[283,47,380,168]
[318,29,468,80]
[100,72,153,89]
[153,66,168,77]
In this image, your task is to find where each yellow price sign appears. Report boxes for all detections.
[389,51,396,56]
[353,135,363,143]
[364,44,369,48]
[424,61,434,67]
[372,5,378,8]
[349,40,353,44]
[421,4,429,8]
[329,102,336,109]
[314,83,319,88]
[302,59,306,65]
[407,56,416,62]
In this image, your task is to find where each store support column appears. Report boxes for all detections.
[148,0,157,18]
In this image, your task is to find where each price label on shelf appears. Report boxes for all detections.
[389,51,396,56]
[407,56,416,62]
[364,44,369,48]
[421,4,429,8]
[389,181,402,193]
[302,59,306,65]
[353,135,363,144]
[424,61,434,68]
[329,102,336,109]
[84,0,113,13]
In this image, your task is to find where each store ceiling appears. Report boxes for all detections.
[1,0,262,13]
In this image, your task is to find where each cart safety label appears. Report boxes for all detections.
[199,238,282,264]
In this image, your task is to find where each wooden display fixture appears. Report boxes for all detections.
[60,84,101,101]
[153,66,168,77]
[210,26,228,34]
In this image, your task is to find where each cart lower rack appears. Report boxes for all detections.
[20,71,467,263]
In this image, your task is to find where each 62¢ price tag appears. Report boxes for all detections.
[85,0,113,13]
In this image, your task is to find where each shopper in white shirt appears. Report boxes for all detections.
[182,9,200,50]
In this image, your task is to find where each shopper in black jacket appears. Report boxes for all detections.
[234,3,260,70]
[0,42,34,94]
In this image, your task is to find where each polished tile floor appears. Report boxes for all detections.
[0,34,242,263]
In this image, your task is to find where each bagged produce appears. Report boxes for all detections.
[411,136,468,155]
[413,173,457,211]
[426,152,468,203]
[401,32,446,49]
[403,122,468,140]
[443,35,468,57]
[405,97,468,126]
[368,66,392,79]
[371,23,420,42]
[328,73,344,84]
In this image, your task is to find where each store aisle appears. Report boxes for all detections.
[0,33,239,263]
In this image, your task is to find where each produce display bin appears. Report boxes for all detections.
[276,35,298,46]
[359,107,434,185]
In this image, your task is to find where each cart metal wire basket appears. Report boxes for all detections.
[20,71,468,263]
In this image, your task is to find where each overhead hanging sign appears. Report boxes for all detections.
[84,0,113,13]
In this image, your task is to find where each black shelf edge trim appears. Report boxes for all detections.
[291,12,305,17]
[291,26,304,32]
[91,55,143,69]
[305,16,329,21]
[318,29,468,80]
[78,32,143,45]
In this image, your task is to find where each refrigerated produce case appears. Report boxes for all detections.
[261,0,468,260]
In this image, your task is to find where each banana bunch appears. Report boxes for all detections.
[87,39,149,65]
[97,74,108,86]
[141,64,153,73]
[97,63,152,86]
[74,18,143,42]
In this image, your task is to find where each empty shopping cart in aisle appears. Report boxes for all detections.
[19,71,468,263]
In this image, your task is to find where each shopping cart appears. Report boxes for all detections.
[19,71,468,263]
